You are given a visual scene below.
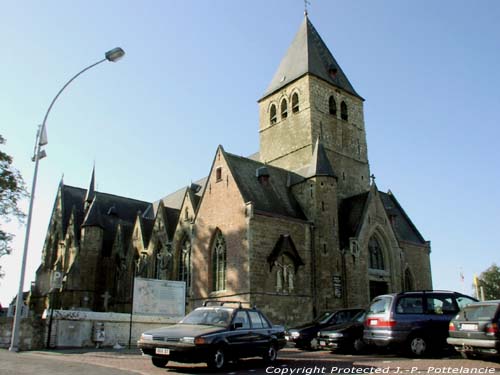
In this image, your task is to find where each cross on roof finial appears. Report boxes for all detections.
[304,0,311,16]
[370,174,376,184]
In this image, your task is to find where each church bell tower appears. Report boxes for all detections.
[258,15,371,198]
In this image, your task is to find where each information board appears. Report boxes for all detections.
[132,278,186,316]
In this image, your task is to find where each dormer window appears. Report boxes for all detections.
[291,93,299,113]
[281,99,288,119]
[341,101,348,121]
[270,104,277,124]
[329,96,337,115]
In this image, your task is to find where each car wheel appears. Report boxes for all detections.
[263,343,278,363]
[353,338,365,353]
[151,356,169,368]
[408,335,428,357]
[207,346,226,370]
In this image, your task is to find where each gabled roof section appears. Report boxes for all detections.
[261,16,362,100]
[223,151,306,220]
[81,191,151,255]
[60,185,86,237]
[138,215,154,248]
[154,176,208,213]
[306,138,337,178]
[379,191,427,245]
[339,191,369,249]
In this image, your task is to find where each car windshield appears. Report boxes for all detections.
[314,312,334,325]
[368,297,391,314]
[352,310,366,322]
[460,304,499,321]
[180,308,233,326]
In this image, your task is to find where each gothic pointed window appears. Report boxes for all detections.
[340,101,348,121]
[292,93,299,113]
[368,237,384,270]
[270,104,277,124]
[404,268,414,291]
[212,231,226,291]
[329,96,337,115]
[179,237,191,288]
[281,99,288,119]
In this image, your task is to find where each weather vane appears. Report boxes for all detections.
[304,0,311,16]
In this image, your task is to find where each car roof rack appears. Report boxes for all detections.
[203,300,254,308]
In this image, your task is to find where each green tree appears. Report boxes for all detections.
[0,134,27,277]
[478,264,500,300]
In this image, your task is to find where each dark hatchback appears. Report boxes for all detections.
[317,310,367,353]
[287,308,364,350]
[447,300,500,359]
[137,301,286,370]
[363,291,477,356]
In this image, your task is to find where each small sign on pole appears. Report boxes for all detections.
[50,271,63,290]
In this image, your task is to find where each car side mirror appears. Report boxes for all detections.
[232,322,243,330]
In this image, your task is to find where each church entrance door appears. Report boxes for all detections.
[369,281,388,301]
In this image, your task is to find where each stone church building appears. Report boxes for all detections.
[30,16,432,325]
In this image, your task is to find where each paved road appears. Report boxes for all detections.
[1,347,499,375]
[0,349,137,375]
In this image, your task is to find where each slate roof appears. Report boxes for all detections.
[155,176,208,212]
[261,16,362,100]
[338,189,427,248]
[81,191,151,255]
[379,192,426,245]
[339,192,369,248]
[306,138,337,178]
[224,151,306,220]
[60,185,87,238]
[138,216,155,248]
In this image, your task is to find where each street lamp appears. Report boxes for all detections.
[9,47,125,352]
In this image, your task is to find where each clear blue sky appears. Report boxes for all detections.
[1,0,499,307]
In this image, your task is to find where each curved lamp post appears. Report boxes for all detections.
[9,47,125,352]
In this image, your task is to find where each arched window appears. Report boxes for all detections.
[368,236,384,270]
[404,268,414,291]
[281,99,288,119]
[329,96,337,115]
[212,231,226,291]
[270,104,277,124]
[179,237,191,288]
[292,93,299,113]
[340,101,348,121]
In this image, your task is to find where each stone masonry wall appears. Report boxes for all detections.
[401,241,433,290]
[0,317,45,350]
[308,76,370,198]
[258,76,313,170]
[248,213,312,326]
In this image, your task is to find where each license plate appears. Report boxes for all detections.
[461,323,478,331]
[319,340,326,346]
[369,319,378,326]
[155,348,170,355]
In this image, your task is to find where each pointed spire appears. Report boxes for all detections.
[261,16,362,100]
[307,138,337,178]
[85,165,96,204]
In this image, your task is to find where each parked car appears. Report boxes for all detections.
[137,300,286,370]
[447,300,500,359]
[287,308,364,350]
[317,310,368,353]
[363,290,477,357]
